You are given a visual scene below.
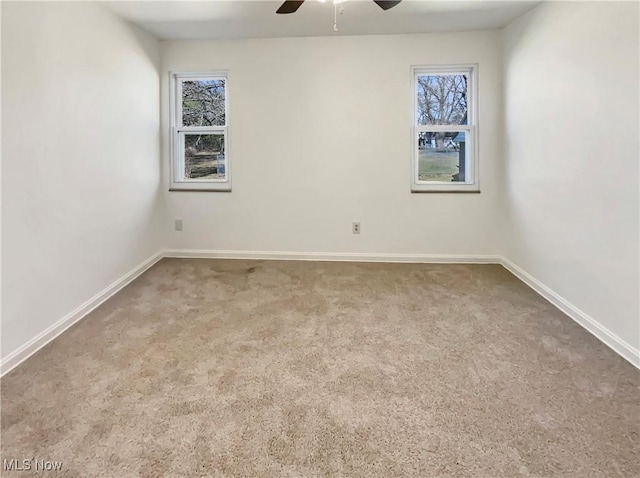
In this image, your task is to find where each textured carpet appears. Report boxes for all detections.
[1,259,638,477]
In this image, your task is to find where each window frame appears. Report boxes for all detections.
[169,71,231,192]
[411,64,479,193]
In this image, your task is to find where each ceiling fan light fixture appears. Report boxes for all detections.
[277,0,400,15]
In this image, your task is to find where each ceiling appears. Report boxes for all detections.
[103,0,541,40]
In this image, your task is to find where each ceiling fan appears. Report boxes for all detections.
[276,0,402,14]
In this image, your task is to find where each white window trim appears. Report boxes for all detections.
[411,64,479,193]
[169,71,231,192]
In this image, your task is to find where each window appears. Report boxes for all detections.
[412,65,478,192]
[170,72,230,191]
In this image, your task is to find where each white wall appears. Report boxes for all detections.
[1,2,164,361]
[161,31,503,256]
[502,2,640,353]
[3,1,636,369]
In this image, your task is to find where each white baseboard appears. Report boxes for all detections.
[3,250,636,376]
[163,249,502,264]
[0,251,164,377]
[168,249,638,368]
[500,257,640,369]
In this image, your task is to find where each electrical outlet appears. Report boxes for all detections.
[352,222,361,234]
[175,219,183,232]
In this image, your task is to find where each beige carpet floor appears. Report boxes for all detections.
[1,259,638,477]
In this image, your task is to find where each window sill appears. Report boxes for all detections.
[170,179,231,192]
[411,182,480,193]
[411,189,480,194]
[169,188,232,192]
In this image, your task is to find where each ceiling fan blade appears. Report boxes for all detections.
[277,0,305,14]
[373,0,402,11]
